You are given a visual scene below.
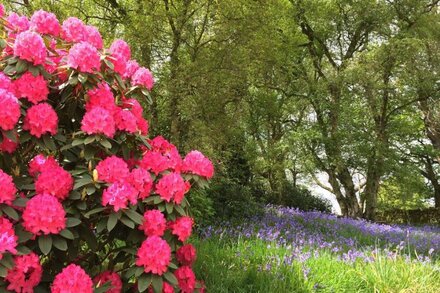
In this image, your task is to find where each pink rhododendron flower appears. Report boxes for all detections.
[6,13,29,33]
[136,236,171,275]
[139,209,166,237]
[6,253,42,293]
[175,266,196,293]
[52,264,93,293]
[129,168,153,199]
[0,135,18,154]
[148,282,174,293]
[0,217,18,259]
[108,39,130,74]
[140,151,172,175]
[93,271,122,293]
[182,150,214,179]
[169,216,193,242]
[85,82,116,112]
[13,31,46,65]
[35,166,73,201]
[68,42,101,73]
[28,154,59,178]
[131,67,154,90]
[115,108,138,133]
[22,193,66,235]
[155,172,189,204]
[81,107,116,138]
[150,136,182,171]
[122,98,143,118]
[0,89,20,131]
[102,181,137,211]
[96,156,129,183]
[0,4,4,18]
[137,117,149,136]
[0,169,17,205]
[123,60,139,79]
[23,103,58,138]
[61,17,86,43]
[176,244,197,266]
[13,72,49,104]
[84,25,103,49]
[30,10,60,36]
[0,72,13,91]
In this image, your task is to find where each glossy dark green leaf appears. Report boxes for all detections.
[38,235,52,255]
[107,213,118,232]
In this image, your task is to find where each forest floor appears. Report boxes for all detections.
[193,206,440,292]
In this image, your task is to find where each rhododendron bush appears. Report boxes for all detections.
[0,6,213,293]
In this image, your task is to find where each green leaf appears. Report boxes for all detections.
[174,205,186,216]
[16,245,32,255]
[99,138,112,149]
[151,275,163,293]
[120,216,135,229]
[73,178,92,190]
[94,282,111,293]
[68,75,78,85]
[107,213,118,232]
[12,197,28,207]
[165,203,173,214]
[72,138,85,146]
[84,207,106,218]
[59,229,74,240]
[164,271,178,285]
[123,209,144,225]
[0,266,7,278]
[2,206,19,221]
[66,217,81,228]
[16,59,28,73]
[28,66,40,77]
[0,254,14,269]
[137,274,152,293]
[84,136,96,145]
[53,237,67,251]
[43,135,57,151]
[38,235,52,255]
[15,227,32,243]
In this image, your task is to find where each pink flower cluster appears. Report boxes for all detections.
[132,67,154,90]
[102,181,138,212]
[22,193,66,235]
[93,271,122,293]
[175,266,196,293]
[155,172,189,204]
[51,264,93,293]
[0,169,17,205]
[0,217,18,259]
[177,244,197,266]
[0,89,20,131]
[14,72,49,104]
[35,166,73,200]
[182,150,215,179]
[23,103,58,138]
[140,136,183,174]
[67,42,101,73]
[109,39,131,75]
[139,209,166,237]
[136,236,171,275]
[6,253,43,293]
[61,17,103,48]
[13,31,46,65]
[169,216,194,242]
[30,10,60,36]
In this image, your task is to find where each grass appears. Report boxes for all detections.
[193,237,440,293]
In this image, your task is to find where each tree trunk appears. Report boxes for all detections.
[363,156,382,220]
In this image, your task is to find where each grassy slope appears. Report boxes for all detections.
[193,238,440,293]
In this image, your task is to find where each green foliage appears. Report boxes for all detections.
[274,183,332,213]
[207,178,263,222]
